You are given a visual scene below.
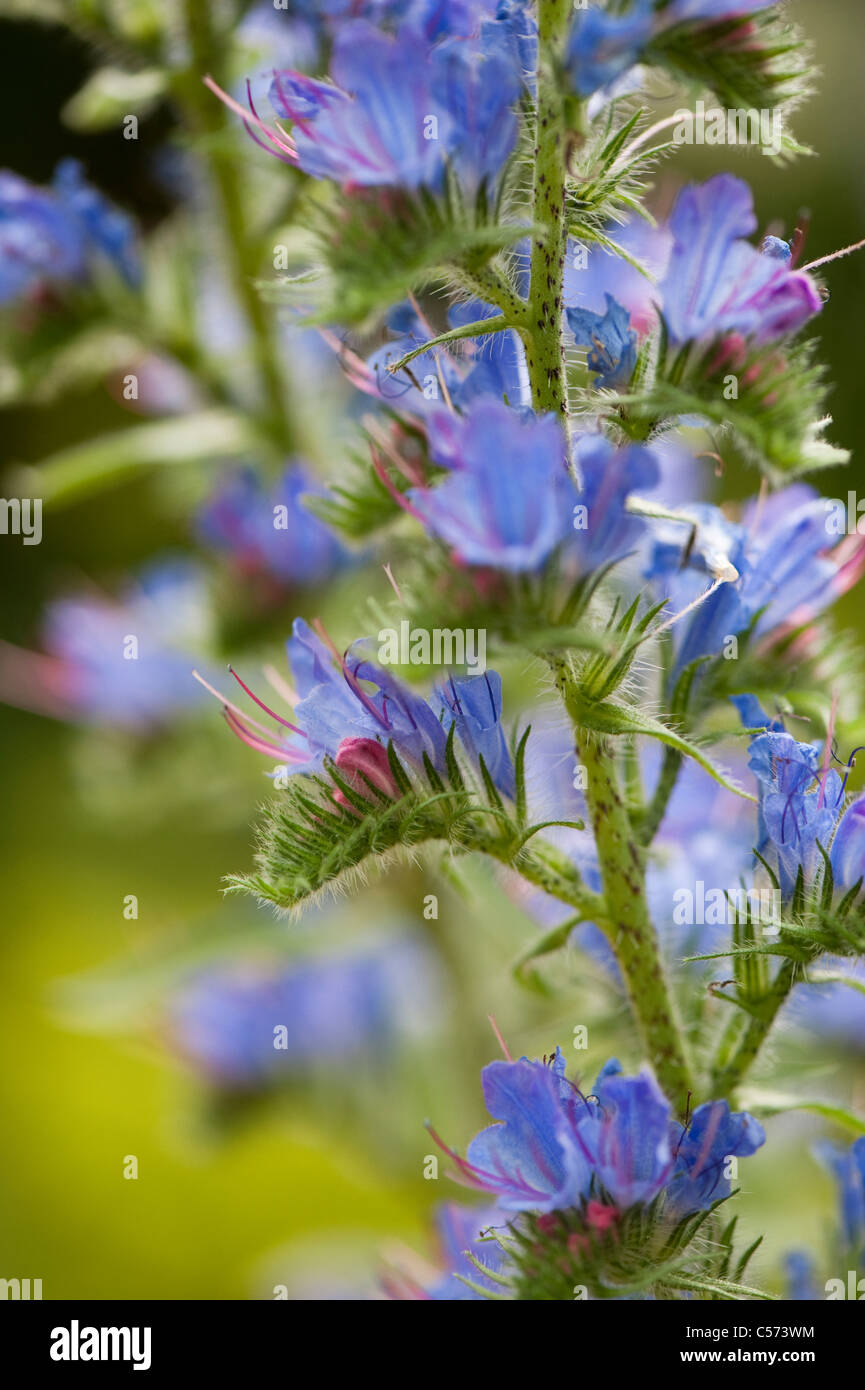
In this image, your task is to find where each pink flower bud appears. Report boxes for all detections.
[333,737,400,814]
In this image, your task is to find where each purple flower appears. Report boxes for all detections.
[657,175,822,347]
[266,17,520,193]
[0,160,139,303]
[566,293,637,389]
[170,935,440,1087]
[407,400,573,571]
[196,463,348,587]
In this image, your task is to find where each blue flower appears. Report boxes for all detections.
[645,484,865,682]
[364,296,530,413]
[170,934,440,1087]
[426,1203,510,1300]
[286,618,450,773]
[815,1137,865,1258]
[829,794,865,893]
[744,726,842,897]
[435,671,516,799]
[196,463,348,587]
[580,1061,674,1209]
[563,217,673,338]
[667,1101,766,1218]
[565,1,655,99]
[267,17,520,193]
[784,1251,820,1301]
[407,399,573,571]
[441,1046,764,1218]
[8,559,212,728]
[51,159,141,287]
[571,434,659,571]
[219,617,517,797]
[657,175,822,347]
[567,293,637,389]
[565,1,778,101]
[0,160,139,303]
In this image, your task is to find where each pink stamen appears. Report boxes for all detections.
[228,664,303,733]
[202,74,298,164]
[488,1014,513,1062]
[311,617,390,730]
[192,668,290,741]
[818,688,839,810]
[370,445,429,524]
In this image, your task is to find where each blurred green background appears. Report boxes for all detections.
[0,0,863,1299]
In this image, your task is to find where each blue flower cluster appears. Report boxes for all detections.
[0,159,140,304]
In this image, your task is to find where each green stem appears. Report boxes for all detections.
[709,959,798,1100]
[573,728,695,1112]
[524,0,572,416]
[177,0,297,454]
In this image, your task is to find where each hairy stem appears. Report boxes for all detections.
[524,0,571,416]
[709,959,798,1100]
[573,728,695,1112]
[177,0,297,454]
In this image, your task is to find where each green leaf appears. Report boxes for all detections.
[15,410,265,506]
[564,690,756,802]
[62,67,168,132]
[738,1087,865,1137]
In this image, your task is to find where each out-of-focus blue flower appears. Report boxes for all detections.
[196,463,348,587]
[570,433,659,571]
[815,1137,865,1258]
[51,160,141,287]
[364,296,530,414]
[645,484,865,682]
[267,17,520,193]
[666,1100,765,1218]
[0,160,139,303]
[407,399,573,571]
[425,1203,510,1300]
[170,934,440,1087]
[784,1251,820,1301]
[567,293,637,389]
[435,671,515,799]
[20,559,212,728]
[563,217,673,338]
[657,175,821,348]
[441,1046,764,1217]
[829,793,865,892]
[565,1,778,101]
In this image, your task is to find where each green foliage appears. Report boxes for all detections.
[476,1193,773,1302]
[646,9,813,145]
